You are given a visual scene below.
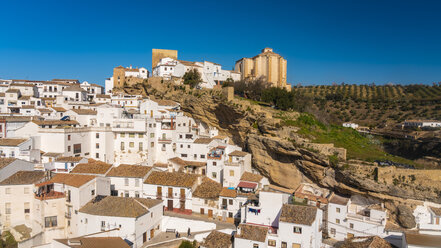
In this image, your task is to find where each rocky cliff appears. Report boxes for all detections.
[119,81,441,226]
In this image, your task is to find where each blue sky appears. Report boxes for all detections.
[1,0,441,86]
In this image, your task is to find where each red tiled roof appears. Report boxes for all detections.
[238,181,257,189]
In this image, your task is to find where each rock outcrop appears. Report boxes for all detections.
[123,81,441,227]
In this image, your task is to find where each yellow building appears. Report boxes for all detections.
[112,66,148,88]
[152,49,178,70]
[235,48,290,90]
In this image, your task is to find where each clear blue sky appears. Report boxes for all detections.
[1,0,441,86]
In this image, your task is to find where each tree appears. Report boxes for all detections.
[222,78,234,87]
[179,240,195,248]
[183,69,202,88]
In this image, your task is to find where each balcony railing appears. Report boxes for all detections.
[158,138,172,143]
[346,213,382,225]
[207,154,222,160]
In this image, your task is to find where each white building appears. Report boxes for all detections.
[413,203,441,235]
[78,196,163,247]
[191,177,222,218]
[277,204,323,248]
[143,171,199,214]
[234,224,269,248]
[106,164,154,198]
[153,58,240,88]
[342,122,359,129]
[327,193,387,240]
[0,157,34,182]
[0,138,33,161]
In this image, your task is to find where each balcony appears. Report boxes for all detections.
[207,153,222,160]
[35,191,65,201]
[346,213,382,225]
[222,205,227,210]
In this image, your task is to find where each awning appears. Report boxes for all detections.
[237,181,257,189]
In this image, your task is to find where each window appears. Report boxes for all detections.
[121,133,125,138]
[336,219,340,224]
[213,162,217,166]
[350,223,354,229]
[229,199,233,205]
[67,135,71,141]
[293,226,302,234]
[124,191,129,197]
[228,212,233,218]
[45,216,57,228]
[200,154,205,159]
[139,134,144,138]
[96,143,99,149]
[194,154,197,159]
[150,142,154,147]
[129,142,134,148]
[268,239,276,247]
[5,203,11,214]
[336,207,340,213]
[135,191,140,198]
[5,188,11,194]
[135,179,140,187]
[68,146,71,152]
[330,228,336,235]
[96,153,99,159]
[179,134,183,138]
[121,142,125,150]
[96,133,99,138]
[24,202,30,213]
[253,244,259,248]
[180,144,183,148]
[125,178,129,186]
[150,133,155,138]
[229,170,234,176]
[91,190,95,196]
[181,154,187,158]
[139,142,143,151]
[24,187,29,194]
[101,221,105,228]
[187,145,191,148]
[73,144,81,154]
[129,133,135,138]
[212,172,217,178]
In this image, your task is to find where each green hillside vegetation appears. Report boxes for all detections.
[296,83,441,126]
[277,113,417,165]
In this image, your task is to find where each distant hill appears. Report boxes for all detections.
[296,84,441,127]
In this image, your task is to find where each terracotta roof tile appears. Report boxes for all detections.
[79,195,162,218]
[0,158,17,170]
[168,157,206,167]
[55,237,130,248]
[228,150,249,157]
[235,224,267,242]
[203,231,233,248]
[106,164,152,178]
[193,138,213,144]
[0,138,28,146]
[43,173,95,188]
[0,171,46,185]
[405,233,441,248]
[69,109,97,115]
[32,120,79,126]
[193,177,222,199]
[144,171,198,188]
[55,156,84,162]
[430,207,441,216]
[280,204,317,226]
[219,187,237,198]
[329,193,350,205]
[339,236,392,248]
[240,172,263,183]
[96,94,111,99]
[70,161,112,175]
[51,107,67,112]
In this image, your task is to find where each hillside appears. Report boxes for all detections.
[118,80,441,228]
[295,84,441,127]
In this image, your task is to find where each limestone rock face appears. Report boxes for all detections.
[397,205,416,229]
[125,81,441,227]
